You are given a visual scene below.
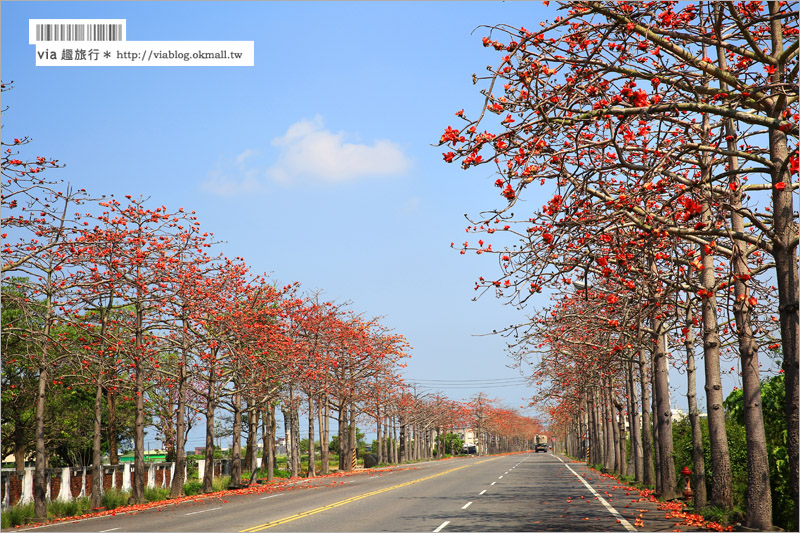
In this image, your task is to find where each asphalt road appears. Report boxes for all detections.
[16,452,687,532]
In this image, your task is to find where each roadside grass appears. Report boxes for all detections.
[1,479,226,528]
[46,497,94,518]
[0,497,96,528]
[1,502,33,528]
[212,475,230,492]
[700,504,745,527]
[144,486,171,502]
[182,480,203,496]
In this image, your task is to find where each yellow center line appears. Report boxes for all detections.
[240,457,498,532]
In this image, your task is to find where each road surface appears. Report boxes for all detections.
[15,452,688,532]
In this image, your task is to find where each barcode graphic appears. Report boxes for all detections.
[34,23,123,42]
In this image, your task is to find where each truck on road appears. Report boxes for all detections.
[534,434,548,453]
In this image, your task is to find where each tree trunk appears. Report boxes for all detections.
[131,302,147,505]
[13,422,26,475]
[107,387,119,465]
[652,329,677,499]
[348,403,357,469]
[34,365,48,519]
[699,223,733,509]
[291,404,301,476]
[318,396,329,475]
[392,415,398,464]
[376,406,383,464]
[589,396,600,466]
[132,365,146,504]
[243,402,258,474]
[170,315,189,498]
[652,378,660,493]
[684,310,707,510]
[639,335,656,487]
[413,422,419,461]
[627,360,643,483]
[646,252,677,500]
[738,310,773,529]
[282,402,294,477]
[399,417,406,463]
[616,403,627,478]
[604,385,615,472]
[201,354,216,494]
[261,406,271,482]
[337,403,347,471]
[307,394,315,477]
[91,379,104,509]
[262,404,275,482]
[230,388,243,487]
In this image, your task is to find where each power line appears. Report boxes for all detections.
[404,376,527,383]
[404,377,529,386]
[411,383,529,390]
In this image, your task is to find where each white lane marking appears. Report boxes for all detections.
[260,493,284,500]
[490,482,496,485]
[505,471,509,474]
[461,501,472,510]
[558,458,636,532]
[498,475,503,479]
[185,506,222,516]
[100,529,120,532]
[479,489,487,495]
[433,521,450,532]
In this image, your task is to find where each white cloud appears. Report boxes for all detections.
[267,116,411,183]
[235,148,258,166]
[200,118,410,196]
[200,150,265,196]
[201,171,264,197]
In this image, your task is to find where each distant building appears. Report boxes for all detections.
[453,428,480,453]
[454,428,477,446]
[670,407,707,422]
[119,449,168,463]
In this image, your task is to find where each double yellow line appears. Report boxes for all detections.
[241,458,497,532]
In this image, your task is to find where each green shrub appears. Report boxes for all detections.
[183,481,203,496]
[700,504,745,527]
[1,502,34,528]
[672,376,796,532]
[212,476,230,492]
[724,374,797,531]
[47,497,92,518]
[101,489,130,510]
[143,486,170,502]
[1,497,95,528]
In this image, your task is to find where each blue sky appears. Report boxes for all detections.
[3,1,730,447]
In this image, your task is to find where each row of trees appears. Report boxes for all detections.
[382,391,544,463]
[1,81,545,520]
[439,2,796,530]
[1,89,415,519]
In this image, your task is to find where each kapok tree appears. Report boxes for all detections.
[2,116,95,517]
[84,196,202,504]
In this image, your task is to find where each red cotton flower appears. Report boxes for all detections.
[774,181,787,190]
